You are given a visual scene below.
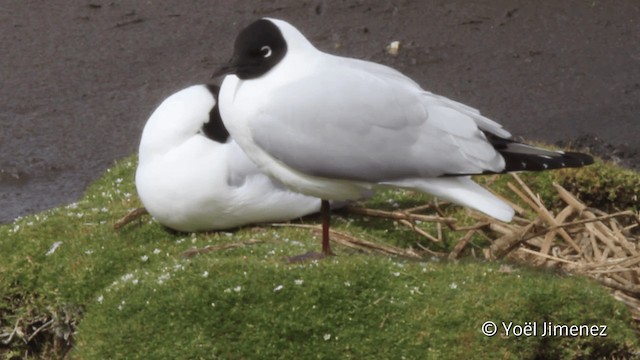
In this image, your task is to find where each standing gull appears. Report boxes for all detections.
[213,18,593,256]
[135,84,321,232]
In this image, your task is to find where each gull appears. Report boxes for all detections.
[135,84,322,232]
[213,18,593,256]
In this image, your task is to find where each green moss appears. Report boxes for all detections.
[556,159,640,211]
[76,257,636,359]
[1,155,638,359]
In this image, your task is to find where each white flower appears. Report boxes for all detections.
[274,285,284,292]
[449,282,458,290]
[323,334,331,341]
[97,295,104,304]
[157,273,170,285]
[233,286,242,292]
[294,279,304,286]
[153,248,161,255]
[140,255,149,262]
[202,271,209,278]
[344,281,351,287]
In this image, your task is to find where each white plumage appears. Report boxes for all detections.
[218,19,517,221]
[135,84,321,232]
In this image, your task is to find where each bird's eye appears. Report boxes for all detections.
[260,46,272,58]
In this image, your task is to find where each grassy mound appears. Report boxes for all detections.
[1,156,638,359]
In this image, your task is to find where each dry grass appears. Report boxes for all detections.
[481,174,640,320]
[324,173,640,321]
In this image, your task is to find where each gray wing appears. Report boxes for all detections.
[250,60,509,182]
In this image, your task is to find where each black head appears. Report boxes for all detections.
[201,84,230,143]
[212,19,287,80]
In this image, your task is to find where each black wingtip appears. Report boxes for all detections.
[562,151,594,166]
[501,150,594,173]
[443,133,594,177]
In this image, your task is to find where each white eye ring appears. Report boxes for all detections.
[260,46,272,58]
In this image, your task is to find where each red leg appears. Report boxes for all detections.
[287,199,334,263]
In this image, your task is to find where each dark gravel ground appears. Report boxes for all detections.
[1,1,639,224]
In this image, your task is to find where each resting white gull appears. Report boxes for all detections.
[135,84,322,232]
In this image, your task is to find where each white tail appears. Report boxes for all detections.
[386,177,514,222]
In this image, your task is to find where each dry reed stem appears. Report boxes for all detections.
[510,174,581,252]
[539,205,574,258]
[403,203,436,214]
[448,230,477,260]
[516,247,579,265]
[113,207,148,229]
[344,205,457,224]
[489,220,540,259]
[398,219,440,243]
